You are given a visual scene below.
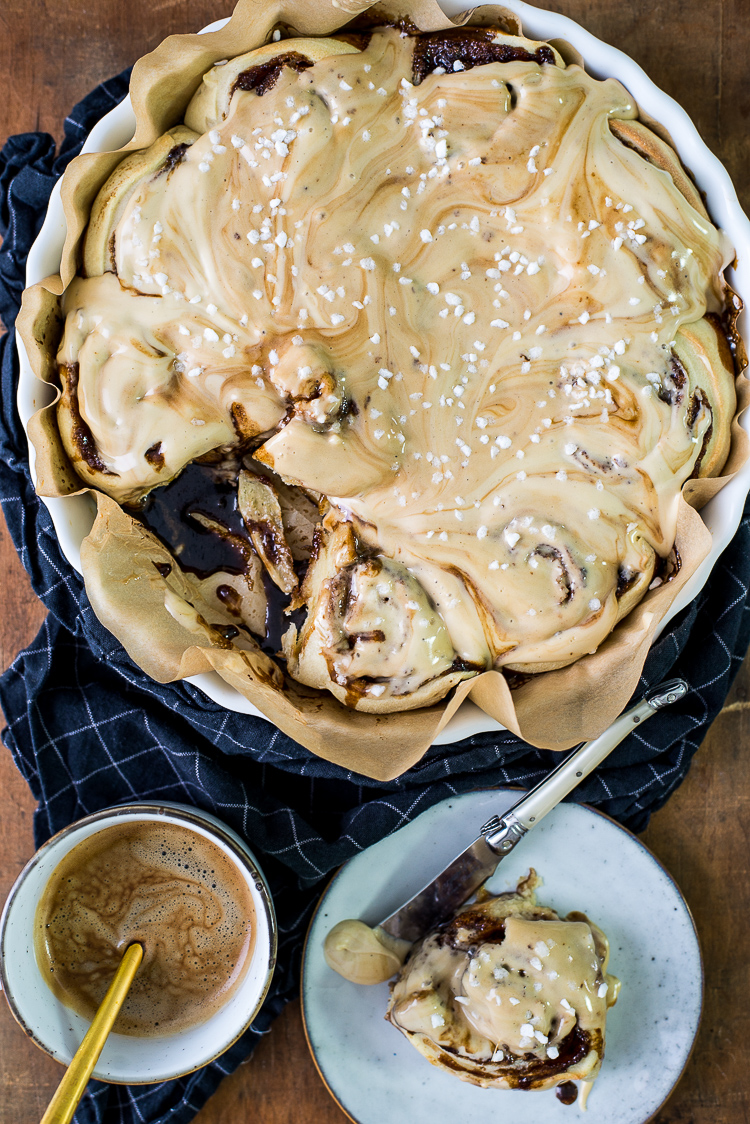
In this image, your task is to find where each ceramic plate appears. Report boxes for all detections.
[302,789,701,1124]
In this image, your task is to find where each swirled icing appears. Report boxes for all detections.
[386,872,619,1093]
[57,25,735,706]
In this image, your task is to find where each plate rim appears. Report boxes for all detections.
[299,788,704,1124]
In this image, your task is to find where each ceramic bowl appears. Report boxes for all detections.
[0,801,276,1083]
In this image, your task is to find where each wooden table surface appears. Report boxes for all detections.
[0,0,748,1120]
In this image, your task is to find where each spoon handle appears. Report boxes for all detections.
[40,942,143,1124]
[482,678,689,853]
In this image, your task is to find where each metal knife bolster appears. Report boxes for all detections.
[377,678,688,945]
[481,678,688,855]
[480,810,527,854]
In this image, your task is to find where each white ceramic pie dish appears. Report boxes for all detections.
[16,0,750,746]
[302,789,702,1124]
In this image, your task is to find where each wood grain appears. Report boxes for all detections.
[0,0,748,1121]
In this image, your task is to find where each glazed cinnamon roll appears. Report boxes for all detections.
[283,514,478,711]
[386,871,620,1103]
[55,21,737,708]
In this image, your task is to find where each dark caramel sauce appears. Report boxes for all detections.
[556,1081,579,1105]
[212,622,241,641]
[35,821,256,1037]
[135,462,249,580]
[159,142,189,178]
[216,583,243,616]
[513,1024,595,1088]
[434,1024,595,1088]
[411,26,555,84]
[503,667,536,690]
[234,51,313,97]
[144,441,166,469]
[616,564,639,598]
[61,362,117,476]
[262,566,307,655]
[652,544,682,584]
[135,464,308,656]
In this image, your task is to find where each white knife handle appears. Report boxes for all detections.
[482,678,688,854]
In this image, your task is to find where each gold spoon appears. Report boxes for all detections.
[40,942,143,1124]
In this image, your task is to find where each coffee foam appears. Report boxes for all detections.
[34,820,256,1037]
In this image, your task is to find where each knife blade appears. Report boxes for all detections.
[378,678,687,944]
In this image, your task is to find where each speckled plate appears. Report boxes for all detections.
[301,789,702,1124]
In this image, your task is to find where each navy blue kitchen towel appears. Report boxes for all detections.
[1,74,749,1124]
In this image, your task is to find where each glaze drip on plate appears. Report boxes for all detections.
[56,25,736,709]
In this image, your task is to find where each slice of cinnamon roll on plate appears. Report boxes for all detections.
[386,871,620,1105]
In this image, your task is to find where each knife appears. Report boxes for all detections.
[376,677,688,945]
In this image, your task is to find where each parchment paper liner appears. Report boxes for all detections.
[18,0,750,781]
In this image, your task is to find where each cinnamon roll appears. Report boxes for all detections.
[386,871,620,1103]
[54,21,737,709]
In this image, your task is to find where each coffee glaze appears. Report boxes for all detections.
[57,24,735,708]
[34,822,256,1037]
[386,872,619,1095]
